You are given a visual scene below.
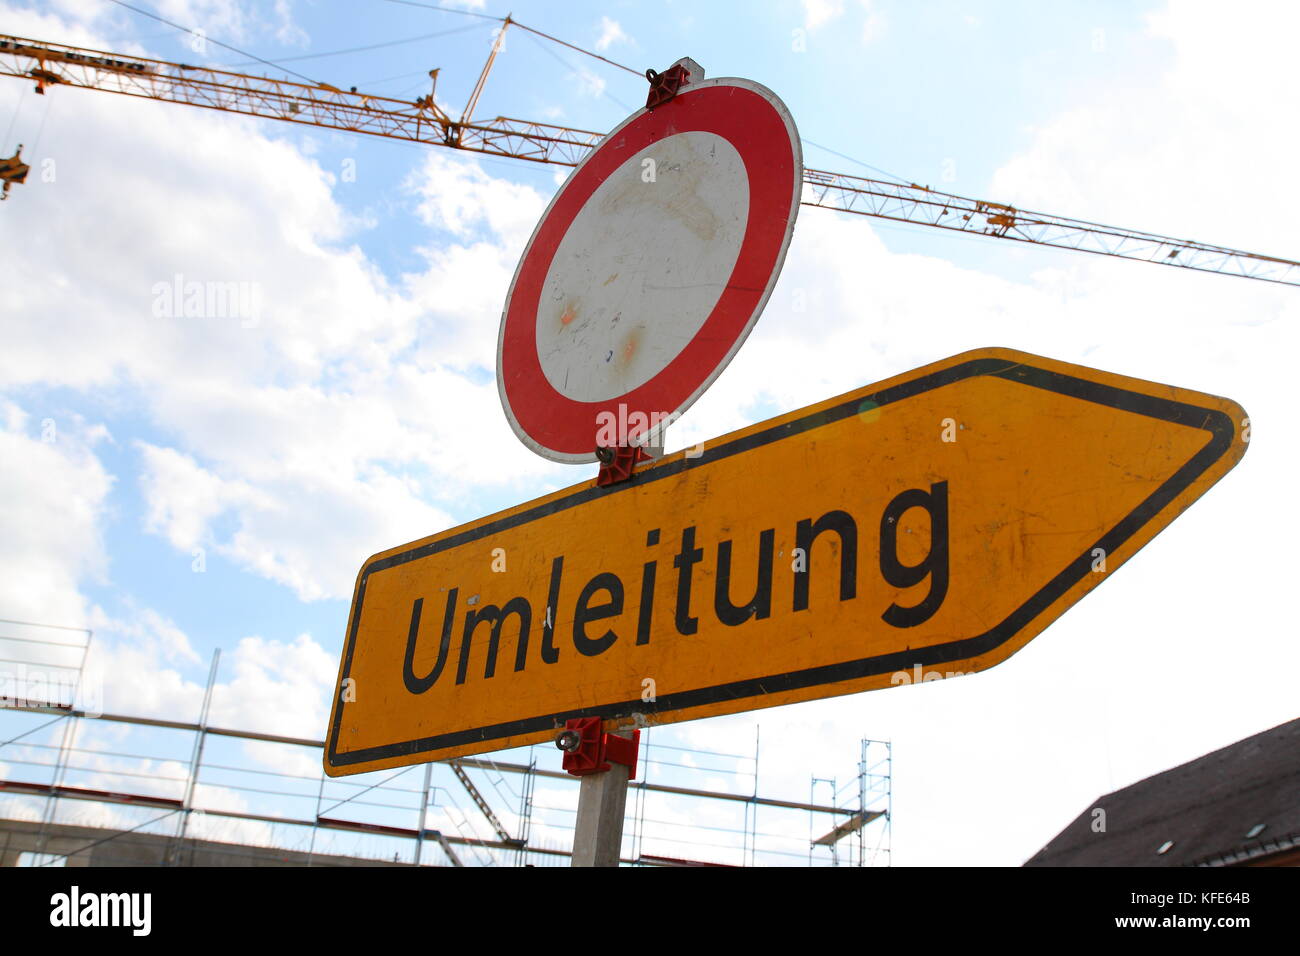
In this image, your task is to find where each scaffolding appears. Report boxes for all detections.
[0,627,892,867]
[809,739,892,867]
[0,617,94,867]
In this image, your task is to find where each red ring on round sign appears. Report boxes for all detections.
[497,79,802,463]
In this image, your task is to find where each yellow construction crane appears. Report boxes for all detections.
[0,142,27,199]
[1,30,1297,287]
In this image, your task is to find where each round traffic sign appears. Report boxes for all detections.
[497,75,803,463]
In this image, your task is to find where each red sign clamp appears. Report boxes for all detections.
[594,443,651,487]
[556,717,640,779]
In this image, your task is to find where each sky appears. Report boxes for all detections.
[0,0,1297,866]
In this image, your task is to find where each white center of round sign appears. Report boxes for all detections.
[536,131,749,403]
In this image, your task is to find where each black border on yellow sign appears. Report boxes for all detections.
[327,355,1235,770]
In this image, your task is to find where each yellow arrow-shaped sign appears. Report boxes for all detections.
[325,347,1247,776]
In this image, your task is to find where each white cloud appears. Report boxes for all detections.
[155,0,249,43]
[409,150,547,245]
[801,0,883,43]
[802,0,844,33]
[138,443,258,553]
[271,0,308,48]
[989,1,1300,253]
[2,17,568,603]
[0,402,112,626]
[575,67,607,100]
[136,431,455,603]
[208,633,336,737]
[83,605,206,718]
[594,16,629,52]
[105,605,203,669]
[77,604,337,740]
[146,1,307,51]
[860,1,885,45]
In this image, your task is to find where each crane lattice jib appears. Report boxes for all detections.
[2,33,1297,287]
[802,169,1300,286]
[0,34,602,165]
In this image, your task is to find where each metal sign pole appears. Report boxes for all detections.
[558,722,640,868]
[571,754,631,867]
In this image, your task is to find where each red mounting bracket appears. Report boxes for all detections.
[595,443,651,487]
[644,57,704,110]
[557,717,640,779]
[30,69,62,95]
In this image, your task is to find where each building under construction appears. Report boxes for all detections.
[0,619,891,867]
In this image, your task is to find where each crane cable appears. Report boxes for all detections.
[2,71,27,153]
[27,87,53,158]
[103,0,323,85]
[102,0,914,192]
[377,0,501,22]
[379,0,913,186]
[1,72,52,188]
[218,22,491,69]
[509,20,643,78]
[104,0,630,94]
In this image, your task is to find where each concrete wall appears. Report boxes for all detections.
[0,817,413,867]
